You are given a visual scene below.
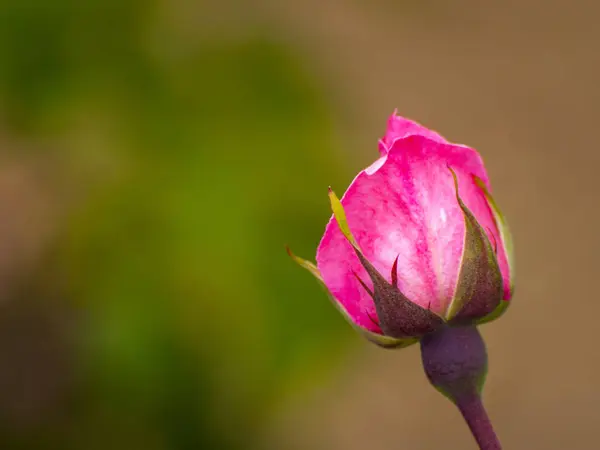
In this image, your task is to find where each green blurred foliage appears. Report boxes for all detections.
[0,1,354,449]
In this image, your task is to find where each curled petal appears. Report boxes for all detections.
[378,110,447,155]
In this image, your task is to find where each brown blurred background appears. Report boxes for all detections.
[0,0,598,449]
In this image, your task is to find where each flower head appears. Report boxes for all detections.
[288,112,514,348]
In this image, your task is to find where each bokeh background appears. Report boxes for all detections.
[0,1,598,449]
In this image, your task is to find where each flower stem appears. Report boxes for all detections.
[419,325,502,449]
[455,394,501,450]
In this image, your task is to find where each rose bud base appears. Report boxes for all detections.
[420,325,501,449]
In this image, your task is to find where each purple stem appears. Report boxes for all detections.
[456,394,501,450]
[419,325,502,449]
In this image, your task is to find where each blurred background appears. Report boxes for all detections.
[0,0,599,449]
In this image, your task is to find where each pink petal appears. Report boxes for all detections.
[378,111,447,156]
[317,134,503,324]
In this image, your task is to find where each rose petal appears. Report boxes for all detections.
[317,134,501,319]
[378,111,447,155]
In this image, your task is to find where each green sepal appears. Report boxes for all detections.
[327,187,443,338]
[473,175,515,297]
[476,299,510,325]
[286,246,417,349]
[444,168,503,321]
[328,188,361,250]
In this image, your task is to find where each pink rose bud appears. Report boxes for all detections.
[288,112,514,348]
